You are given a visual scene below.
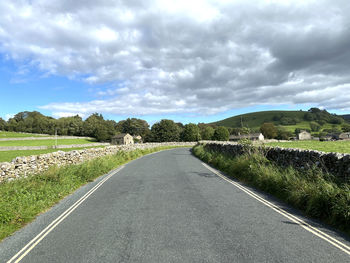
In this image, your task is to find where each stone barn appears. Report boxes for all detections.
[111,133,134,145]
[297,130,311,140]
[339,132,350,140]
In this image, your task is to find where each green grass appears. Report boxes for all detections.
[266,140,350,154]
[0,138,96,147]
[0,131,48,138]
[0,146,183,241]
[0,146,106,163]
[193,144,350,235]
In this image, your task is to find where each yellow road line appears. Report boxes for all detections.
[7,166,124,263]
[202,162,350,257]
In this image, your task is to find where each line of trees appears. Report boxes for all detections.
[0,111,230,142]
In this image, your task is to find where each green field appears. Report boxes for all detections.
[0,138,96,147]
[0,146,106,163]
[266,140,350,154]
[0,131,48,138]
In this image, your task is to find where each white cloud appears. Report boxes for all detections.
[1,0,350,118]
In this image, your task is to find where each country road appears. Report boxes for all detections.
[1,148,350,262]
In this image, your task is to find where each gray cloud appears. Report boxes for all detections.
[1,0,350,117]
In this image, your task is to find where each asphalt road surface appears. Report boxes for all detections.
[1,148,350,262]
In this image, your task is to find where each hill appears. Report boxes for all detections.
[210,109,348,135]
[342,114,350,121]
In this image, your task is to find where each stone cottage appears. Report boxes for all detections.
[111,133,134,145]
[229,133,265,141]
[339,132,350,140]
[297,130,311,140]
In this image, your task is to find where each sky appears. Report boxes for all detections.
[1,0,350,125]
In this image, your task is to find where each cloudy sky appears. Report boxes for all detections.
[1,0,350,123]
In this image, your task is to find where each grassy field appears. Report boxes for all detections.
[0,146,106,163]
[0,138,96,147]
[0,131,48,138]
[0,146,183,241]
[193,144,350,235]
[266,140,350,154]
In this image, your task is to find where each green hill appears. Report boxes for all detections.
[210,109,349,135]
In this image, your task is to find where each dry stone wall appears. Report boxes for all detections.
[200,141,350,180]
[0,142,196,183]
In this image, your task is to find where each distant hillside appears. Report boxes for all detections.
[342,114,350,121]
[211,110,306,129]
[210,109,348,134]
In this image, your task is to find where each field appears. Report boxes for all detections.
[0,131,49,138]
[266,140,350,154]
[0,132,103,163]
[0,138,96,147]
[0,146,106,163]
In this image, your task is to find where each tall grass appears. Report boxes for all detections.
[193,145,350,234]
[0,146,178,241]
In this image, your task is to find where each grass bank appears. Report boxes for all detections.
[0,146,106,163]
[266,140,350,154]
[0,146,181,241]
[192,144,350,235]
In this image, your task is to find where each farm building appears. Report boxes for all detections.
[339,132,350,140]
[297,130,311,140]
[111,133,134,145]
[229,133,264,141]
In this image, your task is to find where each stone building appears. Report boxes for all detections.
[339,132,350,140]
[111,133,134,145]
[297,130,311,140]
[229,133,264,141]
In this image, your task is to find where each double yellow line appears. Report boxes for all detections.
[7,166,124,263]
[202,162,350,256]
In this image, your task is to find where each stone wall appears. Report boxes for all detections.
[200,141,350,180]
[0,142,196,182]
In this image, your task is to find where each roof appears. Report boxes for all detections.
[112,133,130,138]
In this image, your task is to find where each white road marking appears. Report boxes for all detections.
[7,166,124,263]
[201,162,350,256]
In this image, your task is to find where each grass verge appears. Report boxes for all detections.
[0,146,181,241]
[0,146,106,163]
[192,144,350,235]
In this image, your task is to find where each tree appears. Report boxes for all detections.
[276,126,293,140]
[213,126,229,141]
[260,123,277,139]
[310,122,321,132]
[118,118,149,137]
[150,119,181,142]
[0,118,6,130]
[181,123,201,141]
[201,126,215,140]
[341,123,350,132]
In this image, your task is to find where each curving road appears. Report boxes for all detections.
[1,148,350,262]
